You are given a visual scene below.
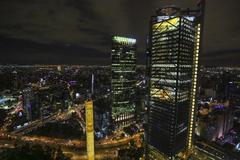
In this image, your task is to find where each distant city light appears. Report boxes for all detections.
[18,112,23,117]
[214,105,225,109]
[69,80,77,85]
[236,143,240,151]
[76,93,80,98]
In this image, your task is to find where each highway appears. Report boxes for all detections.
[0,131,143,159]
[18,132,143,149]
[10,105,84,136]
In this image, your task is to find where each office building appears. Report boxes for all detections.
[111,36,137,128]
[146,1,205,158]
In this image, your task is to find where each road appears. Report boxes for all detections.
[10,105,83,136]
[0,131,143,159]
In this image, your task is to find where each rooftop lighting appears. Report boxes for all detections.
[113,36,136,45]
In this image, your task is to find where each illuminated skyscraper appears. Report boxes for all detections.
[146,1,205,159]
[111,36,137,128]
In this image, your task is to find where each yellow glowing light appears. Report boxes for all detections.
[151,88,171,100]
[188,23,202,150]
[153,17,179,32]
[85,100,95,160]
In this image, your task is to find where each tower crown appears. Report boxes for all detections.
[156,6,181,16]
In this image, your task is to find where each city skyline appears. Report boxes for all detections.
[0,0,240,160]
[0,0,240,66]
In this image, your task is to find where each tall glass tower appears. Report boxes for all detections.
[146,1,205,159]
[111,36,137,128]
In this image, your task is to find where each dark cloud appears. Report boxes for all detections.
[0,0,240,65]
[0,36,109,65]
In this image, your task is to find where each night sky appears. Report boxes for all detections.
[0,0,239,66]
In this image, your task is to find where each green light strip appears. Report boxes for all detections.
[113,36,136,44]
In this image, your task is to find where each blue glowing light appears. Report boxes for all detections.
[236,143,240,151]
[214,105,225,109]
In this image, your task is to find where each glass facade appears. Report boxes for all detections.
[111,36,137,127]
[146,6,203,158]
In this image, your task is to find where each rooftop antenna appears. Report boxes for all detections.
[91,74,94,95]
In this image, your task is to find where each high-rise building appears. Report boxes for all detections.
[111,36,137,128]
[146,1,205,158]
[23,88,33,121]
